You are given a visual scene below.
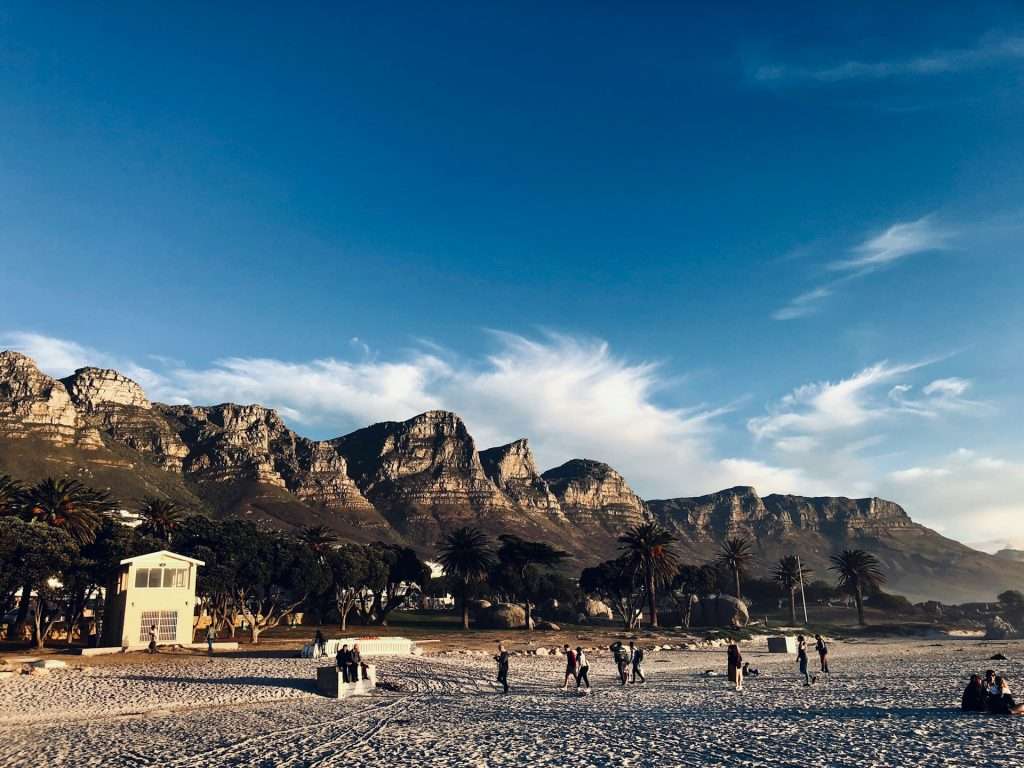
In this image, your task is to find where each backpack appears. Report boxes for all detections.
[633,648,644,663]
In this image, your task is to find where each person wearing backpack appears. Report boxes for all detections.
[612,641,629,686]
[629,641,646,683]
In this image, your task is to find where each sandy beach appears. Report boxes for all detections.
[2,637,1022,767]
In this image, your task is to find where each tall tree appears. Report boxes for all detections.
[772,555,812,625]
[325,543,374,631]
[137,496,187,544]
[23,477,117,545]
[437,527,494,630]
[716,537,754,600]
[364,544,431,626]
[496,535,569,630]
[618,522,679,628]
[14,478,116,638]
[580,557,645,630]
[672,563,719,628]
[829,549,886,626]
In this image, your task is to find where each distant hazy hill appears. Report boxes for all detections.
[3,348,1023,603]
[995,549,1024,563]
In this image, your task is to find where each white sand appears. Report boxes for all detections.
[1,639,1022,767]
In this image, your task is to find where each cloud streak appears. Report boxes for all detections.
[754,35,1024,84]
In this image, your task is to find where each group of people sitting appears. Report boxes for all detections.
[962,670,1024,715]
[335,642,370,683]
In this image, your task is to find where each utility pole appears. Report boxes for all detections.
[797,554,809,625]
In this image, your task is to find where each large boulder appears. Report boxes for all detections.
[986,616,1017,639]
[690,595,750,628]
[466,599,492,617]
[478,602,532,629]
[582,598,614,621]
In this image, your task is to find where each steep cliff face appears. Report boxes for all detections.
[332,411,514,536]
[479,439,566,523]
[0,352,99,447]
[61,367,188,472]
[541,459,650,532]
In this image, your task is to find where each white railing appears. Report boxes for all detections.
[302,636,414,659]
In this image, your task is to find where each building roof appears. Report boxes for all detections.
[119,549,205,567]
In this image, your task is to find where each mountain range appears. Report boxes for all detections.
[1,349,1021,603]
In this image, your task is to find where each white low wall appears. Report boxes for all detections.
[302,636,413,659]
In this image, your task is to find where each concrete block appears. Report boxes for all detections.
[767,636,796,653]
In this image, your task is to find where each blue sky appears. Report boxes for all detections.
[2,3,1023,549]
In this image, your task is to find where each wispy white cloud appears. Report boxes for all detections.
[747,359,980,445]
[830,216,951,271]
[754,34,1024,84]
[773,215,951,320]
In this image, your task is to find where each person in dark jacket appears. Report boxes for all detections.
[495,642,510,693]
[350,644,364,682]
[629,641,646,683]
[797,635,814,686]
[961,674,986,712]
[612,642,629,686]
[337,644,352,682]
[814,634,829,674]
[561,644,577,690]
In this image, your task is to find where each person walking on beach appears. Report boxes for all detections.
[205,624,216,657]
[797,635,814,686]
[561,644,578,690]
[612,641,629,686]
[575,647,591,693]
[314,629,327,659]
[629,641,646,684]
[147,624,158,654]
[495,642,510,694]
[727,640,743,691]
[814,634,829,674]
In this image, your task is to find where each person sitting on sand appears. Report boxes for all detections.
[350,643,367,682]
[314,629,327,659]
[575,647,591,692]
[814,634,829,674]
[629,641,646,684]
[727,640,743,691]
[742,661,759,677]
[337,644,352,682]
[989,677,1024,715]
[961,674,987,712]
[495,642,510,694]
[796,635,814,686]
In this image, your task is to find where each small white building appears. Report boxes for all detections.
[104,550,204,649]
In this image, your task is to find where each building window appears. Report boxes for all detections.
[133,566,190,589]
[139,610,178,642]
[134,568,148,588]
[163,568,188,589]
[148,568,163,588]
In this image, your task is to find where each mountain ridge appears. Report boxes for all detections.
[1,349,1020,603]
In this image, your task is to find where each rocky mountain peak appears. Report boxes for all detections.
[0,351,95,447]
[62,367,151,411]
[479,439,565,523]
[540,458,649,531]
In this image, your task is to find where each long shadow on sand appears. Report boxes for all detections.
[774,706,968,720]
[122,674,318,693]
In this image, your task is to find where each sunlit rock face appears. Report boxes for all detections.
[540,459,650,533]
[479,439,567,524]
[0,351,92,447]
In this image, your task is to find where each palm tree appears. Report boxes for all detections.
[15,477,116,639]
[772,555,812,625]
[300,525,339,560]
[716,537,754,601]
[618,522,679,628]
[24,477,116,545]
[437,527,494,630]
[137,497,187,544]
[0,474,23,516]
[829,549,886,626]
